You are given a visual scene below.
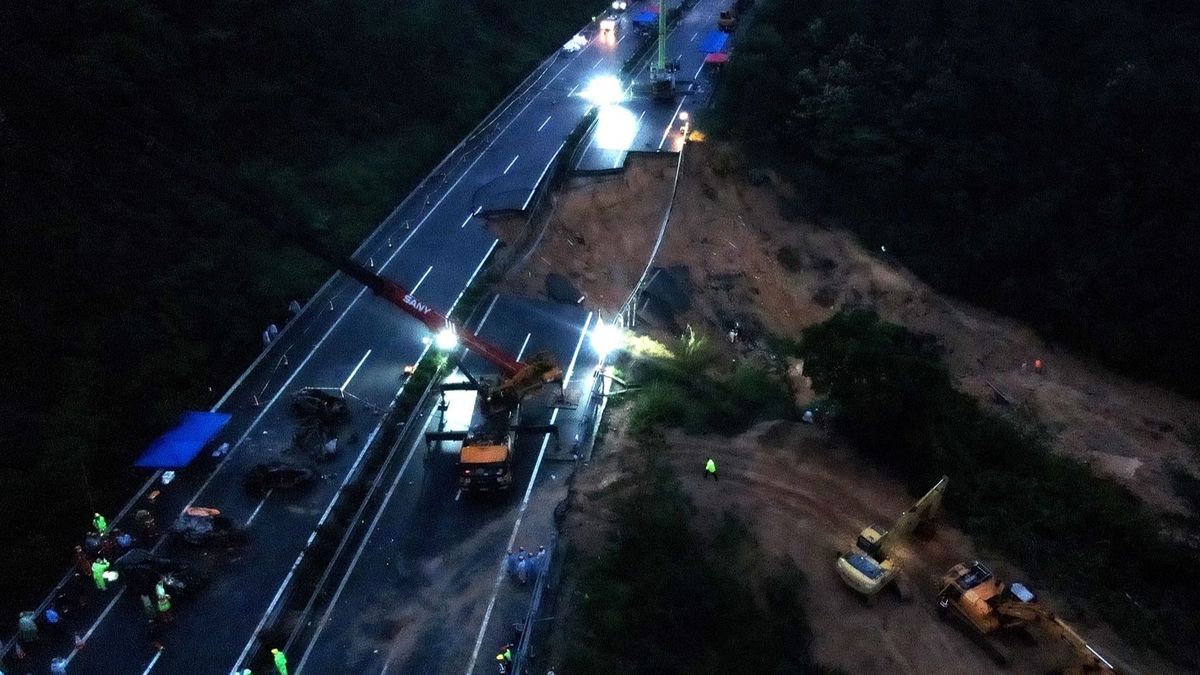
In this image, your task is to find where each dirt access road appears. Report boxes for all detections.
[553,414,1183,674]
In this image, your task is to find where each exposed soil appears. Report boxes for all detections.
[496,142,1200,517]
[553,415,1179,673]
[500,142,1200,674]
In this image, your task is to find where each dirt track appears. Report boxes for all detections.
[555,414,1181,674]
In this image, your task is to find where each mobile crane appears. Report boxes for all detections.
[327,254,564,493]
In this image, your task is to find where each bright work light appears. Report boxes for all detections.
[590,319,625,357]
[435,327,459,351]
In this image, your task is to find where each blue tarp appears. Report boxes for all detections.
[698,31,729,53]
[134,411,232,468]
[632,11,658,25]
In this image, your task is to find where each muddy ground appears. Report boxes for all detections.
[493,143,1200,673]
[545,414,1182,674]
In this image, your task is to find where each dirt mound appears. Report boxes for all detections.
[497,153,678,309]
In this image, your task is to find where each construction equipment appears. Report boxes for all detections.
[717,9,737,32]
[649,1,676,100]
[835,475,948,600]
[326,252,564,493]
[937,561,1118,673]
[425,361,564,493]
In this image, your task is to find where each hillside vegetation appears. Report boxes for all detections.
[714,0,1200,398]
[794,309,1200,663]
[0,0,594,617]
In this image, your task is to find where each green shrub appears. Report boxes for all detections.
[624,335,796,437]
[563,458,820,674]
[777,246,802,273]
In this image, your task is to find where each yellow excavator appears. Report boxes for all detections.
[835,476,948,601]
[937,560,1118,673]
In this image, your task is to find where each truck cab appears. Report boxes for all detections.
[458,431,514,492]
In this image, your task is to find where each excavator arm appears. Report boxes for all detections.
[877,475,948,555]
[995,602,1117,673]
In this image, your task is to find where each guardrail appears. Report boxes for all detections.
[617,145,686,329]
[512,537,555,674]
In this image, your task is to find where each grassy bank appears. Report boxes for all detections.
[618,330,794,436]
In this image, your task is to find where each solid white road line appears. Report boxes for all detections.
[245,489,274,527]
[659,97,687,150]
[515,332,532,361]
[537,115,553,132]
[592,57,603,69]
[293,408,433,675]
[53,15,610,663]
[503,154,520,175]
[233,220,502,673]
[446,239,500,320]
[522,141,567,211]
[228,372,411,675]
[463,312,594,675]
[65,280,378,666]
[340,349,373,392]
[475,294,501,332]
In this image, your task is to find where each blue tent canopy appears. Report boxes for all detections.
[134,411,232,468]
[632,11,658,25]
[699,31,729,53]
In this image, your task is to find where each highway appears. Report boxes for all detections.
[4,1,733,672]
[575,0,731,171]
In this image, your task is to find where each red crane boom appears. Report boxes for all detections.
[338,257,524,378]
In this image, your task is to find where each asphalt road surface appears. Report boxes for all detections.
[4,1,729,672]
[575,0,734,171]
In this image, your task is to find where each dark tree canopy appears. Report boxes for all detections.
[714,0,1200,399]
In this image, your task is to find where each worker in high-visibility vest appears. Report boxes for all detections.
[496,643,513,672]
[93,513,109,535]
[704,458,718,481]
[91,558,111,590]
[156,591,174,622]
[271,648,289,675]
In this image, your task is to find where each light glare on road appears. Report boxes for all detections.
[595,105,638,151]
[580,75,626,106]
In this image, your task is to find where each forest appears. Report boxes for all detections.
[0,0,596,617]
[714,0,1200,399]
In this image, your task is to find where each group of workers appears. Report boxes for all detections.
[505,545,548,585]
[7,510,175,670]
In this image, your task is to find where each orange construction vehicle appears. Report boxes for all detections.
[937,561,1118,673]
